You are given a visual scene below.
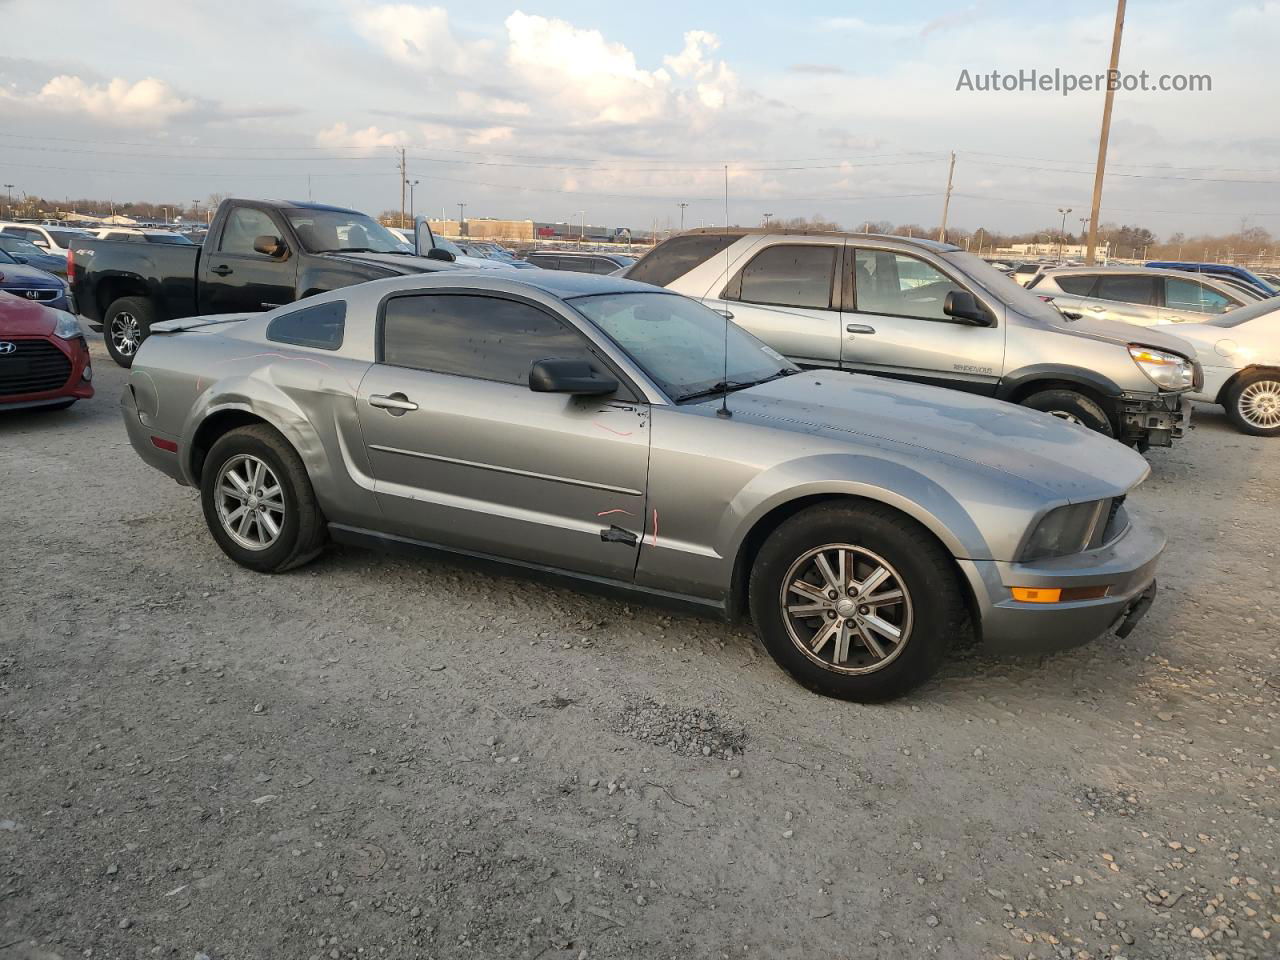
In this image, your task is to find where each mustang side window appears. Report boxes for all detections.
[266,300,346,351]
[381,294,614,389]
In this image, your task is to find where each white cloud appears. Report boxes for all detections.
[315,121,405,153]
[348,2,483,73]
[3,75,195,126]
[664,30,719,79]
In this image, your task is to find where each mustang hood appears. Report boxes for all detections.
[1043,311,1195,358]
[729,373,1150,500]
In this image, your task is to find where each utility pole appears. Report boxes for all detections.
[1058,207,1072,262]
[937,151,956,243]
[398,147,407,228]
[3,184,11,219]
[1086,0,1126,265]
[457,202,467,235]
[578,210,585,247]
[677,202,688,231]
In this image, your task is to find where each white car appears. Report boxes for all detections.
[0,222,92,260]
[386,228,510,271]
[1156,299,1280,435]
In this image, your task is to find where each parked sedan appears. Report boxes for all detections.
[0,293,94,411]
[1156,299,1280,435]
[0,234,69,277]
[0,248,70,311]
[122,272,1163,702]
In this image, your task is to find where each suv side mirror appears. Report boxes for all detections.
[943,290,992,326]
[529,358,618,396]
[426,248,456,262]
[253,235,287,258]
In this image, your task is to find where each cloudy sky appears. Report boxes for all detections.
[0,0,1277,236]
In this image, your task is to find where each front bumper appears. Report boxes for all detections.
[1118,391,1190,448]
[958,519,1165,655]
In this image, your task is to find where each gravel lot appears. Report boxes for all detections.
[2,337,1277,960]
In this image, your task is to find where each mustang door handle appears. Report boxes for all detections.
[210,265,233,277]
[845,323,876,334]
[368,393,419,414]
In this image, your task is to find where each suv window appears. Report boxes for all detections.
[854,249,965,321]
[267,300,346,350]
[46,229,83,247]
[4,226,44,245]
[628,233,737,287]
[526,254,557,269]
[382,294,602,386]
[731,244,836,309]
[1054,275,1097,296]
[592,258,618,274]
[220,207,281,256]
[1094,274,1156,305]
[1165,277,1234,314]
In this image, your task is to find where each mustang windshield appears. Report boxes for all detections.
[570,291,798,401]
[286,209,412,255]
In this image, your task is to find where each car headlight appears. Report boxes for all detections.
[1129,345,1194,391]
[52,310,83,340]
[1020,500,1110,561]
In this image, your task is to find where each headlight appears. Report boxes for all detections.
[52,310,83,340]
[1021,500,1109,561]
[1129,345,1194,391]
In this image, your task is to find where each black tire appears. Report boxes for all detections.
[1020,388,1114,437]
[103,296,154,368]
[748,502,968,702]
[1223,371,1280,437]
[200,424,327,573]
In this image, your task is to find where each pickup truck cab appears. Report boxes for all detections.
[71,199,460,366]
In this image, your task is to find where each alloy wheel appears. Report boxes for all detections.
[779,544,914,674]
[215,454,286,551]
[1238,379,1280,429]
[1047,409,1084,425]
[110,312,141,357]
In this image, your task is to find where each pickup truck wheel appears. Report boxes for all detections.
[1225,372,1280,436]
[103,296,154,368]
[748,503,965,702]
[1020,389,1114,437]
[200,424,327,573]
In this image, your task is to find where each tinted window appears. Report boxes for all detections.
[267,300,346,350]
[854,249,965,321]
[1054,275,1097,296]
[558,257,596,274]
[736,244,836,309]
[382,294,599,385]
[145,233,194,245]
[1165,277,1233,315]
[220,207,281,256]
[627,233,737,287]
[5,227,43,244]
[46,230,84,246]
[1095,275,1156,305]
[526,254,558,269]
[592,258,619,274]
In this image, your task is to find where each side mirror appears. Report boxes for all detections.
[529,358,618,396]
[253,235,287,258]
[943,289,992,326]
[426,248,456,262]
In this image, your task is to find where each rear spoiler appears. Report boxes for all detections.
[150,314,254,334]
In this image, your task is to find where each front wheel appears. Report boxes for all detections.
[1224,372,1280,436]
[200,424,327,572]
[1020,388,1114,437]
[749,503,968,702]
[103,296,154,368]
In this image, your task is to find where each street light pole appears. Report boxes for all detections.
[408,180,420,220]
[578,210,585,247]
[457,202,466,236]
[677,202,688,232]
[762,212,773,229]
[3,184,12,219]
[1057,207,1072,262]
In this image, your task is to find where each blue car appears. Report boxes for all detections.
[0,233,68,277]
[0,248,71,311]
[1145,261,1278,298]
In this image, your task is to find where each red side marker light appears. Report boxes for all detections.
[150,436,178,452]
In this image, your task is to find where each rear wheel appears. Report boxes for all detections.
[103,296,154,368]
[200,424,327,572]
[1020,388,1114,437]
[1225,371,1280,436]
[748,502,967,702]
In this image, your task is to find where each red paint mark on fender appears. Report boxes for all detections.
[593,421,633,436]
[650,508,659,547]
[596,508,635,517]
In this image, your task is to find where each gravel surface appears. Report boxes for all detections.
[2,338,1277,960]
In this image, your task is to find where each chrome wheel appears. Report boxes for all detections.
[780,544,913,675]
[214,454,285,551]
[1238,379,1280,429]
[110,312,141,357]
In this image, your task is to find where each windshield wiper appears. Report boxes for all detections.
[678,368,798,402]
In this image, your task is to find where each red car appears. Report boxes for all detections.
[0,291,94,410]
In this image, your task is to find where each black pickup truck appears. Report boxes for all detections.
[71,198,459,366]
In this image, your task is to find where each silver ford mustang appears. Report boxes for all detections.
[122,271,1163,701]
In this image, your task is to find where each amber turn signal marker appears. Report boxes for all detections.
[1012,585,1110,603]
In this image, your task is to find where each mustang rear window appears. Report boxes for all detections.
[266,300,346,351]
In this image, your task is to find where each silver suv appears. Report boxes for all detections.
[1029,265,1254,326]
[625,229,1201,449]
